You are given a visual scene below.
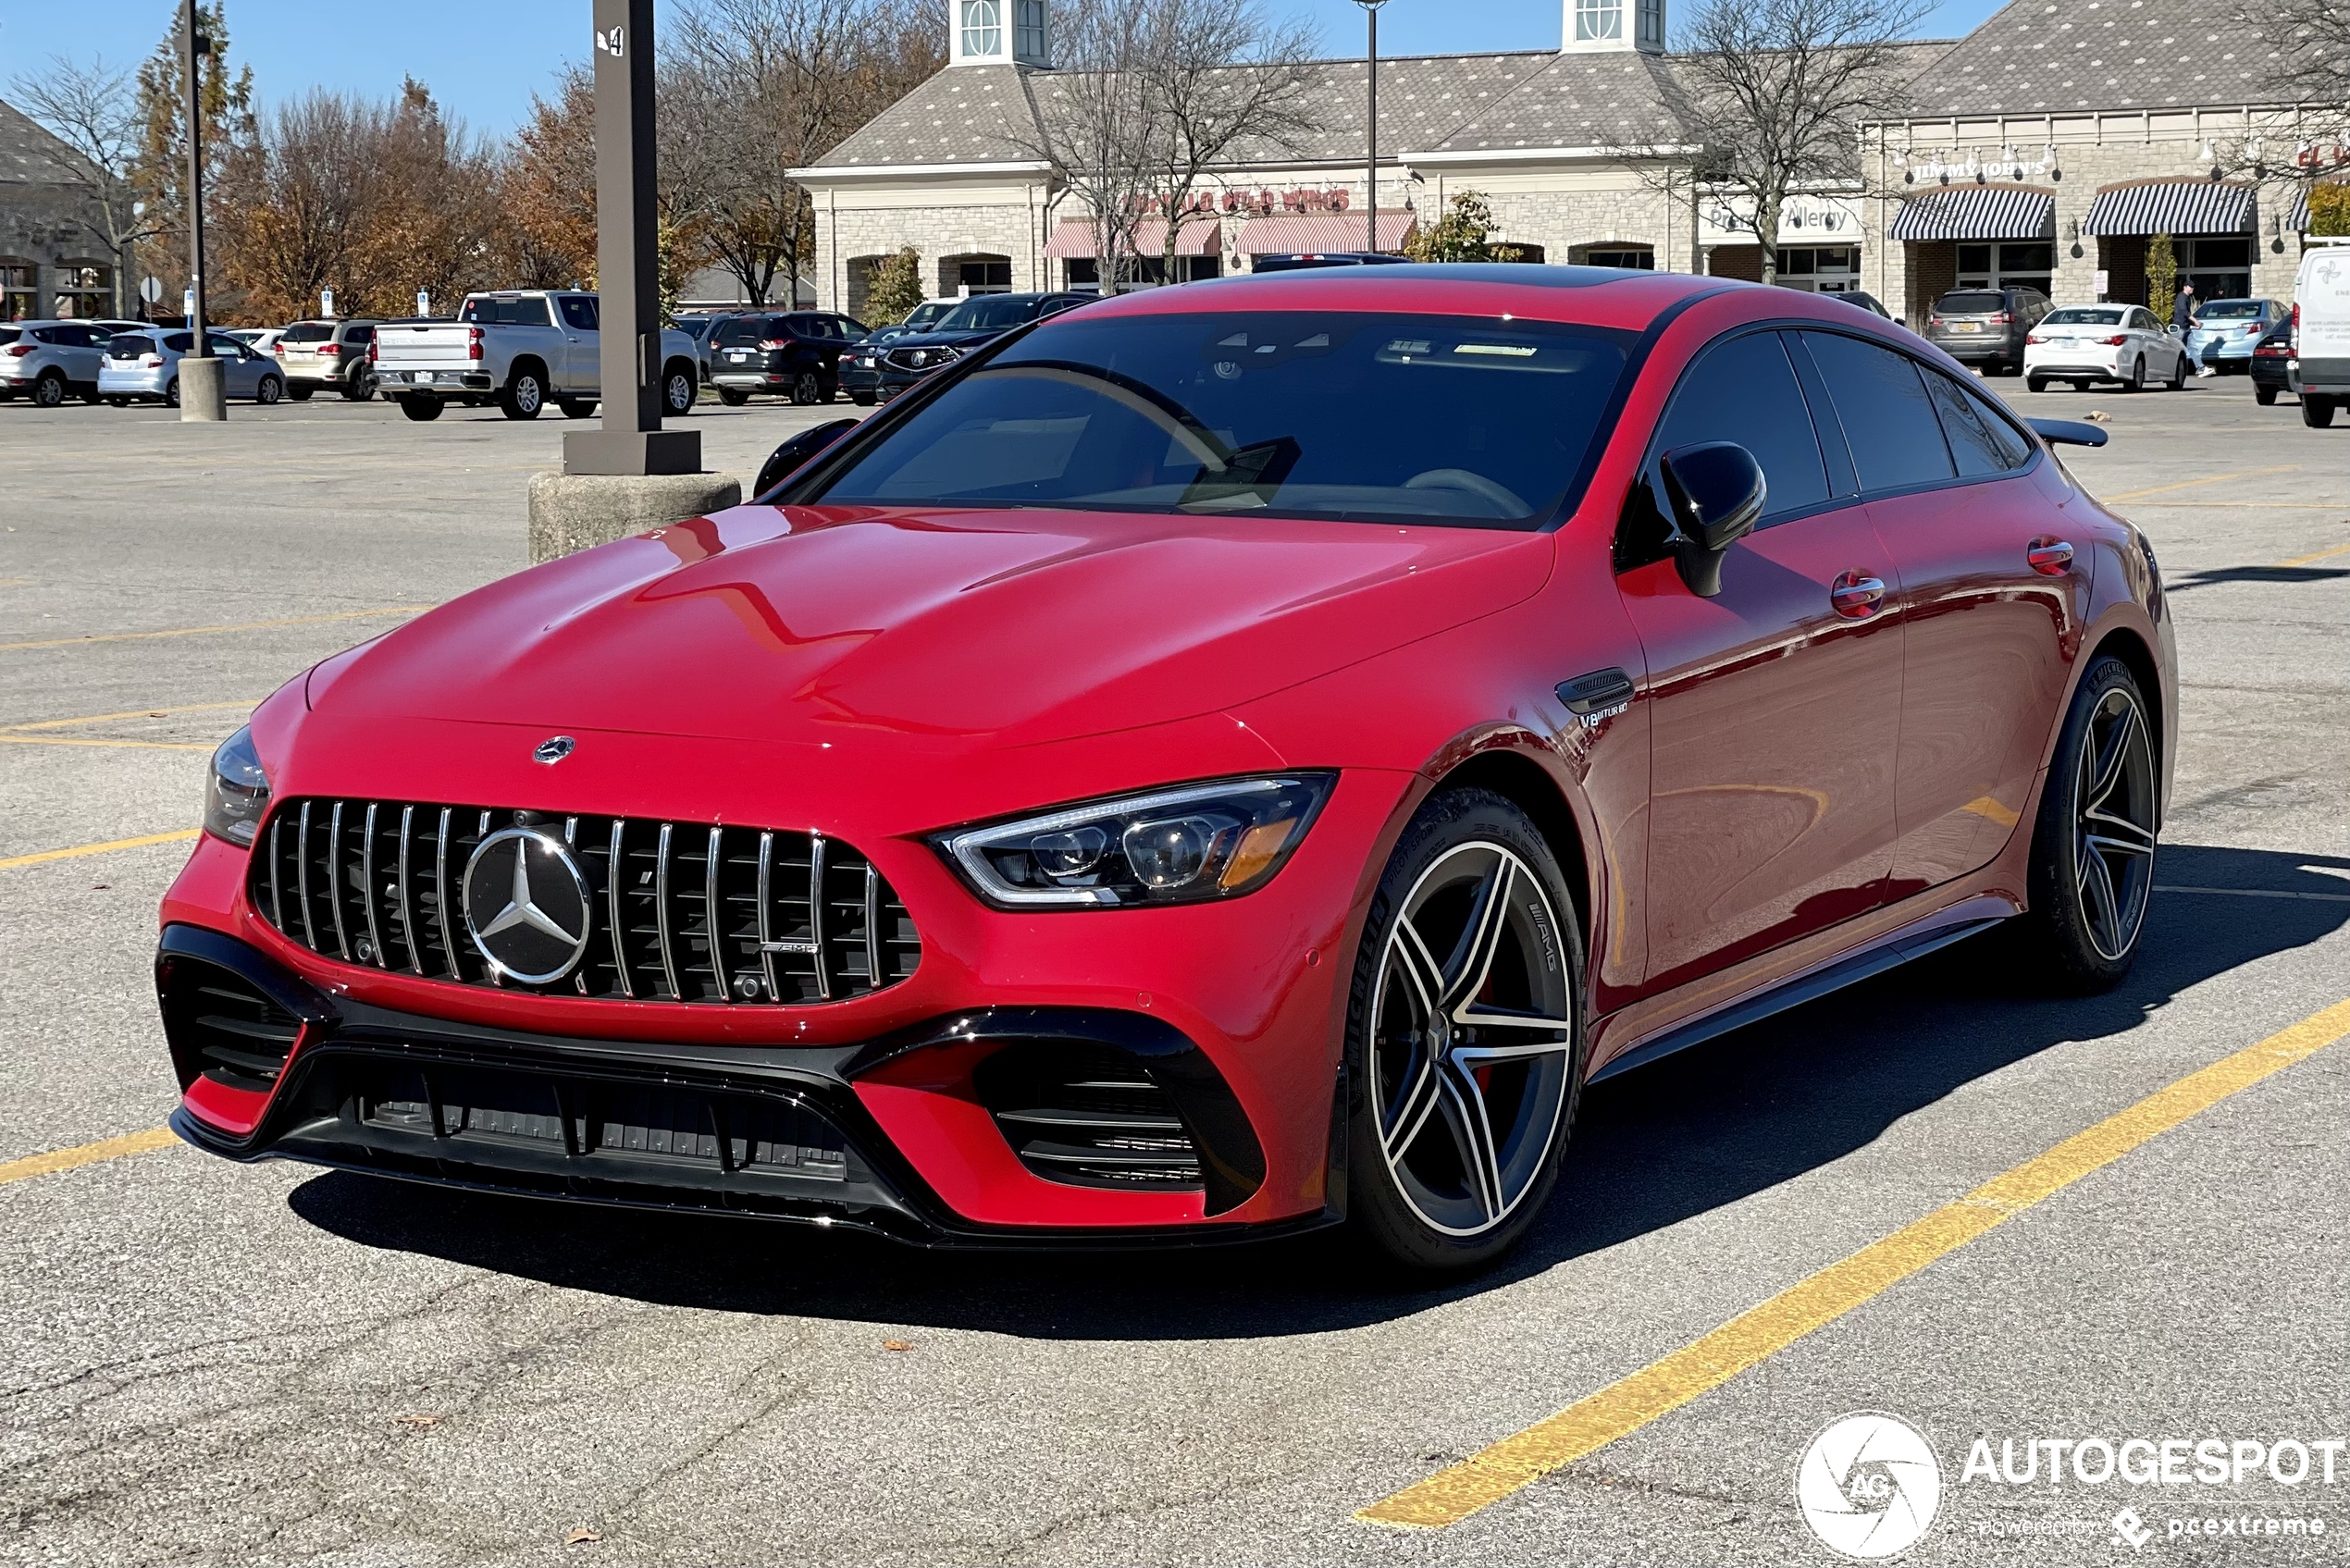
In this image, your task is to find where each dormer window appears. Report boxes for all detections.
[962,0,1003,57]
[1576,0,1623,43]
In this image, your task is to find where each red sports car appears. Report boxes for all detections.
[158,267,2173,1269]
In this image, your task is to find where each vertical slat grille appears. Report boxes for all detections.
[250,799,918,1006]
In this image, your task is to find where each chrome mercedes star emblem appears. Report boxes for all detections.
[532,735,575,765]
[463,828,592,983]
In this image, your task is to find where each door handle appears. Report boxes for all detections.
[2026,537,2074,575]
[1829,571,1886,618]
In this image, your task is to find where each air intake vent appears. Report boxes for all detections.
[973,1041,1203,1191]
[156,956,304,1091]
[248,800,919,1006]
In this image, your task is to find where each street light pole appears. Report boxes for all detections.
[1357,0,1388,253]
[179,0,226,420]
[564,0,699,475]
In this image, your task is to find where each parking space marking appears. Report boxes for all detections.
[0,735,211,751]
[0,606,429,653]
[6,701,263,732]
[1355,997,2350,1530]
[2278,540,2350,568]
[2100,465,2299,503]
[0,830,200,870]
[2157,883,2350,904]
[0,1128,176,1189]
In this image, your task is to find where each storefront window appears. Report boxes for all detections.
[1954,241,2052,296]
[2180,237,2252,302]
[54,263,110,320]
[1,262,35,321]
[1775,246,1860,291]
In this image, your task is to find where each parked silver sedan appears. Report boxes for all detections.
[2183,299,2285,375]
[99,329,286,407]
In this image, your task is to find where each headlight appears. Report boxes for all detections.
[202,724,270,846]
[936,774,1334,907]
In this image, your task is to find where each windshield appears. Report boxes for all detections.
[2195,300,2263,319]
[2043,308,2126,326]
[810,311,1633,529]
[935,295,1042,332]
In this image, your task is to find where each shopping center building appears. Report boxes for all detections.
[792,0,2329,324]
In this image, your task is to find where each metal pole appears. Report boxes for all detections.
[184,0,205,353]
[1366,4,1379,253]
[565,0,699,475]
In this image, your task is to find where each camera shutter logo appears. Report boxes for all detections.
[463,828,593,983]
[1796,1412,1943,1559]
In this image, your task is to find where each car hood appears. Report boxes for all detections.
[308,503,1552,755]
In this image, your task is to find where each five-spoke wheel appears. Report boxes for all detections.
[1350,790,1582,1269]
[2015,655,2159,989]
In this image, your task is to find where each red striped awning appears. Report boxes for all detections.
[1044,215,1224,259]
[1235,209,1415,255]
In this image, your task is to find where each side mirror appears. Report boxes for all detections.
[753,417,860,500]
[1657,441,1766,598]
[2025,416,2109,449]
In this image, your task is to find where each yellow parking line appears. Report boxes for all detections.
[2279,540,2350,568]
[0,829,201,870]
[0,605,429,653]
[0,1128,177,1188]
[2100,464,2298,503]
[1356,997,2350,1530]
[0,735,211,751]
[5,700,262,732]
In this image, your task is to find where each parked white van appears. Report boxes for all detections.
[2292,238,2350,428]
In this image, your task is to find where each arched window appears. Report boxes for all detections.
[962,0,1003,57]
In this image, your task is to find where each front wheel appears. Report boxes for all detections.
[396,395,443,422]
[663,362,698,416]
[791,370,822,405]
[1346,787,1584,1272]
[2121,356,2146,393]
[2008,656,2158,991]
[255,375,283,405]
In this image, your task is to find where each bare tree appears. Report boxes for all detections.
[7,56,161,315]
[2215,0,2350,198]
[1666,0,1927,285]
[1024,0,1322,291]
[672,0,945,307]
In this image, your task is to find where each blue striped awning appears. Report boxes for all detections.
[1888,184,2056,242]
[2082,179,2256,237]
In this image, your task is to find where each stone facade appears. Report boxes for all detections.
[0,99,116,321]
[1864,109,2312,327]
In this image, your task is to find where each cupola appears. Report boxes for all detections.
[950,0,1051,67]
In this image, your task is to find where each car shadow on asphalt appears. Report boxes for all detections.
[287,843,2349,1335]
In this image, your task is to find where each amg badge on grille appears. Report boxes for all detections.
[464,828,593,983]
[532,735,575,764]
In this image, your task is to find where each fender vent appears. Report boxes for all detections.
[973,1042,1203,1191]
[156,956,304,1092]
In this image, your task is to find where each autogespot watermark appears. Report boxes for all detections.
[1796,1417,2340,1558]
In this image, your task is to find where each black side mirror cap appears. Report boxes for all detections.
[753,417,861,500]
[2026,416,2109,448]
[1658,441,1766,598]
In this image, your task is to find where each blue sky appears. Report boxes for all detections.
[0,0,2010,140]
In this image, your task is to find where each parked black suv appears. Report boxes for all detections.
[865,292,1093,401]
[1923,286,2051,375]
[2250,321,2295,406]
[708,312,869,405]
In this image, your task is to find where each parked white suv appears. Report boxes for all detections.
[369,290,701,423]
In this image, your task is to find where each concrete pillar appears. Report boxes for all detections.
[179,353,227,421]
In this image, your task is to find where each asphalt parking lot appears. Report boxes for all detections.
[2,374,2346,1566]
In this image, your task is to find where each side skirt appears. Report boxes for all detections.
[1587,904,2012,1084]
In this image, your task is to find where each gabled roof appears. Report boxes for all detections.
[812,65,1048,169]
[1897,0,2290,117]
[0,97,97,188]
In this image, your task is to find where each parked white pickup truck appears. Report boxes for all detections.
[370,290,703,423]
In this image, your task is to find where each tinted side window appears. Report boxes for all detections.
[164,332,192,352]
[558,296,597,331]
[1924,370,2027,477]
[1800,332,1955,493]
[346,325,374,344]
[1655,330,1829,523]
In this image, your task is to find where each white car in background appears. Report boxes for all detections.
[2024,304,2187,393]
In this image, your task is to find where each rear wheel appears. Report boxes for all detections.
[106,396,129,407]
[792,369,822,405]
[397,395,443,422]
[343,370,376,401]
[32,370,66,408]
[850,390,876,406]
[559,398,597,419]
[2305,395,2337,428]
[2027,376,2048,394]
[2256,385,2278,406]
[1347,788,1584,1272]
[717,387,750,407]
[2165,350,2186,390]
[287,383,315,401]
[2010,656,2158,992]
[164,377,180,408]
[500,368,545,420]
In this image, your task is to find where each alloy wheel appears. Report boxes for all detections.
[2069,685,2157,961]
[34,373,65,408]
[1369,842,1576,1237]
[795,371,821,404]
[667,371,695,414]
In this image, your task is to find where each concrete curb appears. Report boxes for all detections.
[527,471,745,563]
